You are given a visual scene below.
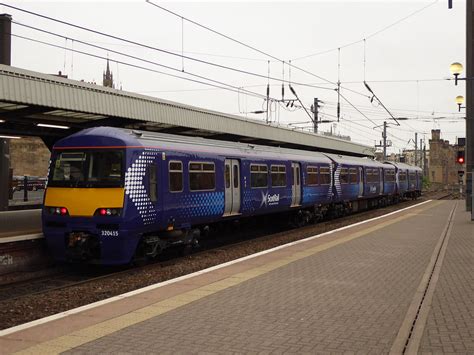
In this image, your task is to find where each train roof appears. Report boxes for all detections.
[54,127,332,164]
[324,153,388,168]
[385,161,423,172]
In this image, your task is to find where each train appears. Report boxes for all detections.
[42,127,422,265]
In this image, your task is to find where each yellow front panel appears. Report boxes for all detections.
[45,188,125,217]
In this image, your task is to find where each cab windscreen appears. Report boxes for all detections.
[49,150,124,188]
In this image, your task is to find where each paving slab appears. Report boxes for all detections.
[61,201,454,354]
[3,200,470,354]
[419,203,474,354]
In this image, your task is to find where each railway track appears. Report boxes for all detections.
[0,193,456,330]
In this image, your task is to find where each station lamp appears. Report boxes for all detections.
[450,62,464,85]
[456,95,466,112]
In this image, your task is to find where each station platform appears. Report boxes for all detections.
[1,199,472,354]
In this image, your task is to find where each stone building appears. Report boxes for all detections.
[9,137,50,177]
[428,129,465,186]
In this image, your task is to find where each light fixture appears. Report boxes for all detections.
[37,123,70,129]
[0,119,4,123]
[450,62,464,85]
[456,95,465,112]
[0,135,21,139]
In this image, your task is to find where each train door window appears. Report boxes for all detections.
[148,164,157,202]
[169,161,183,192]
[233,164,239,188]
[319,166,331,185]
[366,169,373,183]
[307,166,318,186]
[189,162,215,191]
[296,166,300,185]
[225,164,231,189]
[250,164,268,188]
[340,168,349,184]
[374,169,380,182]
[349,168,358,184]
[271,165,286,187]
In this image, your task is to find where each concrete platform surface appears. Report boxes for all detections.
[1,200,472,354]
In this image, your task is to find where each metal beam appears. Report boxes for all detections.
[0,14,11,211]
[467,0,473,211]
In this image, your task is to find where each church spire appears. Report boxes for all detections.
[102,58,114,88]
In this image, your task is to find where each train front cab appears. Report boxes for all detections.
[42,147,154,265]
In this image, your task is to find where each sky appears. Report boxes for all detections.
[2,0,467,154]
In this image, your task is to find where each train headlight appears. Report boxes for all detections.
[46,206,69,216]
[95,208,121,217]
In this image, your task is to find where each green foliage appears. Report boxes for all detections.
[422,176,431,190]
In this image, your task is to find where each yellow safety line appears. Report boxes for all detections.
[15,201,443,355]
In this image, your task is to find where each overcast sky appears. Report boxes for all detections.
[3,0,467,154]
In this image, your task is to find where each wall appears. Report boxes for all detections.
[10,137,50,177]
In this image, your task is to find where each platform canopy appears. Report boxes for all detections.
[0,64,374,156]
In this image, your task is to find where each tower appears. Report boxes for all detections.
[102,59,114,88]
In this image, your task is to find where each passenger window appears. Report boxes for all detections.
[233,165,239,188]
[169,161,183,192]
[271,165,287,187]
[307,166,318,186]
[250,164,268,188]
[384,169,395,182]
[319,166,331,185]
[189,162,215,191]
[148,164,157,202]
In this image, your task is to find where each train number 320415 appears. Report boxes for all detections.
[101,230,119,237]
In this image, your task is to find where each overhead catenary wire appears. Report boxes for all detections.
[338,91,378,127]
[7,2,461,147]
[3,3,334,93]
[145,0,370,99]
[291,0,438,61]
[12,21,287,103]
[11,33,279,102]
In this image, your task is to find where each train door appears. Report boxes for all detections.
[224,159,241,215]
[358,167,364,197]
[291,162,301,206]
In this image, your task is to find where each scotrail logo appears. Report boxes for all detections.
[260,191,280,207]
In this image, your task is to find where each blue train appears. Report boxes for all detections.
[42,127,422,265]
